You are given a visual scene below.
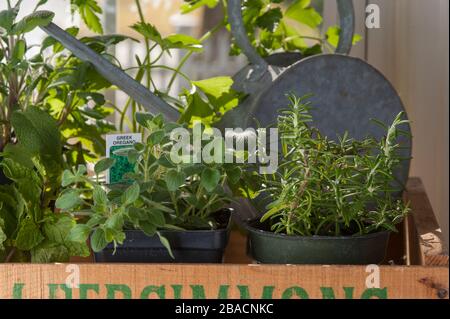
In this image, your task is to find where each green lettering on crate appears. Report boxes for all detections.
[171,285,182,299]
[217,285,230,299]
[106,284,132,299]
[60,284,73,299]
[48,284,72,299]
[261,286,275,299]
[237,285,275,299]
[141,285,165,299]
[48,284,58,299]
[48,284,73,299]
[190,285,206,299]
[13,283,24,299]
[79,284,100,299]
[361,288,387,299]
[320,287,355,299]
[282,286,309,299]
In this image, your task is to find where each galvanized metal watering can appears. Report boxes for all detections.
[40,0,411,220]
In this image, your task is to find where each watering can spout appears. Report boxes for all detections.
[40,23,180,122]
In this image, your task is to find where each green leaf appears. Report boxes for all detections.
[93,185,108,208]
[0,8,19,32]
[140,220,157,237]
[179,91,214,124]
[66,240,90,258]
[12,39,26,62]
[94,158,115,175]
[326,26,363,48]
[226,166,242,184]
[164,169,186,192]
[256,8,282,32]
[43,215,75,244]
[72,0,103,34]
[158,154,175,168]
[135,112,155,130]
[326,26,340,48]
[10,106,62,165]
[31,242,70,263]
[192,76,234,99]
[61,170,76,187]
[147,210,165,227]
[183,77,240,124]
[285,0,322,28]
[201,167,221,192]
[165,34,203,52]
[142,199,174,214]
[260,203,289,222]
[277,19,307,50]
[15,219,45,251]
[76,165,87,176]
[55,190,82,211]
[62,165,86,187]
[181,0,219,14]
[134,142,145,152]
[127,149,139,164]
[86,214,106,228]
[121,183,140,205]
[352,33,363,45]
[128,207,145,223]
[12,10,55,35]
[36,0,49,8]
[90,228,108,252]
[105,213,124,230]
[157,232,174,259]
[0,158,42,203]
[148,130,165,146]
[67,224,91,243]
[130,22,164,46]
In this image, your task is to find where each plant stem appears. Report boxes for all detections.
[4,247,16,263]
[58,92,74,126]
[166,20,226,93]
[135,0,152,90]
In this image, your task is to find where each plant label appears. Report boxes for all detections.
[106,133,142,184]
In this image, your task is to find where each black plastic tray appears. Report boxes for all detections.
[93,210,232,263]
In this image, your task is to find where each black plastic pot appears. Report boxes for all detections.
[93,210,232,263]
[245,219,391,265]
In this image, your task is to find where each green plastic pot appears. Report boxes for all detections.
[245,219,391,265]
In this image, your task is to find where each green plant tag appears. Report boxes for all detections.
[106,133,142,184]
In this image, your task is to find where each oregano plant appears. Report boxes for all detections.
[56,112,242,256]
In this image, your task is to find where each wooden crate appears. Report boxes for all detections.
[0,178,448,299]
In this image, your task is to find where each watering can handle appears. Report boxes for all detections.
[228,0,355,69]
[40,23,180,122]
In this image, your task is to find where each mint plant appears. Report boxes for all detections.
[0,107,88,262]
[243,94,411,236]
[0,0,122,262]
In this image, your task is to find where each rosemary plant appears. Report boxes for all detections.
[249,94,411,237]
